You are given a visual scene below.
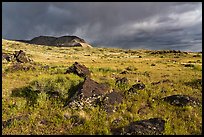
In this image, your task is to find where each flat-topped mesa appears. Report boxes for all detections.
[14,36,92,48]
[29,36,57,46]
[15,35,92,48]
[55,36,86,44]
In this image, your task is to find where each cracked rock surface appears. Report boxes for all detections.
[111,118,165,135]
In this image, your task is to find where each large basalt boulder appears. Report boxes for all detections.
[162,95,201,107]
[68,77,110,109]
[65,62,91,78]
[100,90,123,113]
[2,50,32,63]
[111,118,165,135]
[78,77,110,99]
[13,50,31,63]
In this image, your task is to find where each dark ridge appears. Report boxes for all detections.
[9,35,89,47]
[57,36,86,43]
[29,36,57,46]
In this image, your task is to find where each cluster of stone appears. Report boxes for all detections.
[2,50,32,63]
[150,50,182,54]
[65,63,124,113]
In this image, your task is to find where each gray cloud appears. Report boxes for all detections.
[2,2,202,51]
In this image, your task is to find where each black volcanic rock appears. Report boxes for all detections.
[78,77,110,99]
[65,62,91,78]
[111,118,165,135]
[3,50,32,63]
[100,90,123,113]
[67,77,110,109]
[14,50,30,63]
[128,83,146,94]
[162,94,201,107]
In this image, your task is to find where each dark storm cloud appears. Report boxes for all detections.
[2,2,202,51]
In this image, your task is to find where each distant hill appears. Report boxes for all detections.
[13,35,92,48]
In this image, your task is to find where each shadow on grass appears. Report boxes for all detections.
[11,86,41,107]
[11,80,84,107]
[184,79,202,89]
[64,81,84,107]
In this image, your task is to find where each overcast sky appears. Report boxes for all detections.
[2,2,202,51]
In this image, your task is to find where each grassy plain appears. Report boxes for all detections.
[2,39,202,135]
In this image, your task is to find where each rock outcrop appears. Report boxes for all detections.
[111,118,165,135]
[100,90,123,113]
[65,63,124,112]
[14,50,31,63]
[2,50,32,63]
[3,50,35,72]
[162,94,201,107]
[65,62,91,78]
[68,77,111,109]
[128,83,146,94]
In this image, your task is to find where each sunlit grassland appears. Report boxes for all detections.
[2,39,202,135]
